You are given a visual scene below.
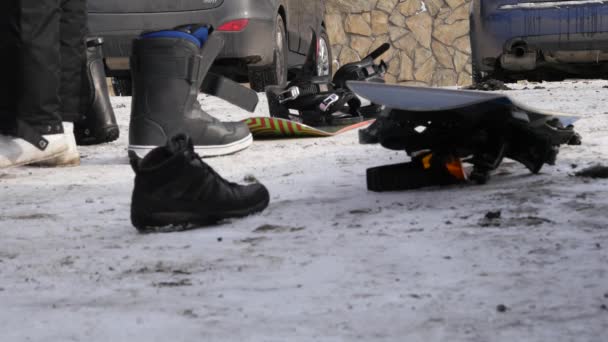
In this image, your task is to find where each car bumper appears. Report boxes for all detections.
[89,11,276,71]
[470,0,608,72]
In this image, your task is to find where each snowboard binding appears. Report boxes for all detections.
[348,81,582,191]
[367,152,468,192]
[266,33,389,127]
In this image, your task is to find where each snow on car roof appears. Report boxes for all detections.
[500,0,608,10]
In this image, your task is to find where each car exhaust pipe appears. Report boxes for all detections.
[500,40,537,71]
[513,45,527,58]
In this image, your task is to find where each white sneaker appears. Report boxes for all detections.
[0,132,68,169]
[30,122,81,167]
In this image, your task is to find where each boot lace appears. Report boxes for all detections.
[184,149,238,187]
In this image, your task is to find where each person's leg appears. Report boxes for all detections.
[18,0,64,133]
[0,0,19,134]
[59,0,86,122]
[0,0,78,168]
[32,0,87,166]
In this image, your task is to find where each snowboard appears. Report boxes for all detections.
[346,81,582,184]
[346,81,580,125]
[244,117,374,138]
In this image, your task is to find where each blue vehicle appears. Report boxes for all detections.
[470,0,608,83]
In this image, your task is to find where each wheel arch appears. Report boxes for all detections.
[277,5,287,29]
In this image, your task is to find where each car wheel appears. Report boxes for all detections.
[249,15,288,92]
[317,27,332,77]
[472,64,484,85]
[471,54,484,85]
[112,77,132,96]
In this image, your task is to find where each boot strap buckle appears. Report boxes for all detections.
[15,119,52,151]
[277,86,301,104]
[188,55,204,84]
[319,94,340,112]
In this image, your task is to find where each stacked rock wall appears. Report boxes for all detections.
[325,0,472,86]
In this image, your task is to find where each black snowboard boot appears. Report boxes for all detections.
[74,37,120,145]
[128,31,252,158]
[130,134,270,232]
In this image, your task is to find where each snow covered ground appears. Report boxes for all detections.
[1,81,607,342]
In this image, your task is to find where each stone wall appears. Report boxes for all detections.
[325,0,472,87]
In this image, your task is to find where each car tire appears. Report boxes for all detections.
[317,27,332,77]
[471,53,484,85]
[249,15,288,92]
[472,64,483,85]
[112,76,132,96]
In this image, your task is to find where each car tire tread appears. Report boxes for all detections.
[249,15,287,92]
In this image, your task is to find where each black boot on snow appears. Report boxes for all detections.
[74,37,120,145]
[130,134,270,232]
[129,27,252,158]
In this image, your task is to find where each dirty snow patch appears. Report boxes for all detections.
[419,1,428,14]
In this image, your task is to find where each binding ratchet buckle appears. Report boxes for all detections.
[277,86,301,104]
[319,94,340,112]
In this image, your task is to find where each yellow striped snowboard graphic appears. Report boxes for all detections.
[244,117,374,138]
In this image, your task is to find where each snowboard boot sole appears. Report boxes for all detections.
[75,125,120,146]
[129,133,253,158]
[31,152,81,167]
[1,135,69,169]
[8,149,68,168]
[131,197,270,233]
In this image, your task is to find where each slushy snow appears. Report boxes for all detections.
[1,81,607,342]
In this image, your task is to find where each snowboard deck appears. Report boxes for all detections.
[346,81,580,125]
[244,117,374,138]
[348,81,582,183]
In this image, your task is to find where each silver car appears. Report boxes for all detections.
[88,0,331,92]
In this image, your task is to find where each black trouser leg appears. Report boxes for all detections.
[0,0,20,134]
[17,0,64,134]
[59,0,86,122]
[14,0,86,134]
